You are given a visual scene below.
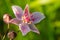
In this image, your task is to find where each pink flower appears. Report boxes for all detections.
[9,4,45,36]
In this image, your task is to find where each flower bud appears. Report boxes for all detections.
[7,31,17,39]
[3,14,12,24]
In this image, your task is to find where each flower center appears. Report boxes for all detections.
[22,16,32,24]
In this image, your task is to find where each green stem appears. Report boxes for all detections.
[2,23,9,40]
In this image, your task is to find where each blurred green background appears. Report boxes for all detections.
[0,0,60,40]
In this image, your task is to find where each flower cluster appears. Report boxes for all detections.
[3,4,45,37]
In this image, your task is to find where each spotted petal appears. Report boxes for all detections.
[24,4,30,17]
[28,23,40,34]
[9,18,22,25]
[31,12,45,24]
[19,23,31,36]
[23,4,30,22]
[12,6,23,19]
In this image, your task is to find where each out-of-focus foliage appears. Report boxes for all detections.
[0,0,60,40]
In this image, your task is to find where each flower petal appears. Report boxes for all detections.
[12,6,23,19]
[28,23,40,34]
[24,4,30,17]
[19,23,31,36]
[31,12,45,24]
[9,18,22,25]
[23,4,30,22]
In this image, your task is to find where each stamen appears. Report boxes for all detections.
[28,21,32,24]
